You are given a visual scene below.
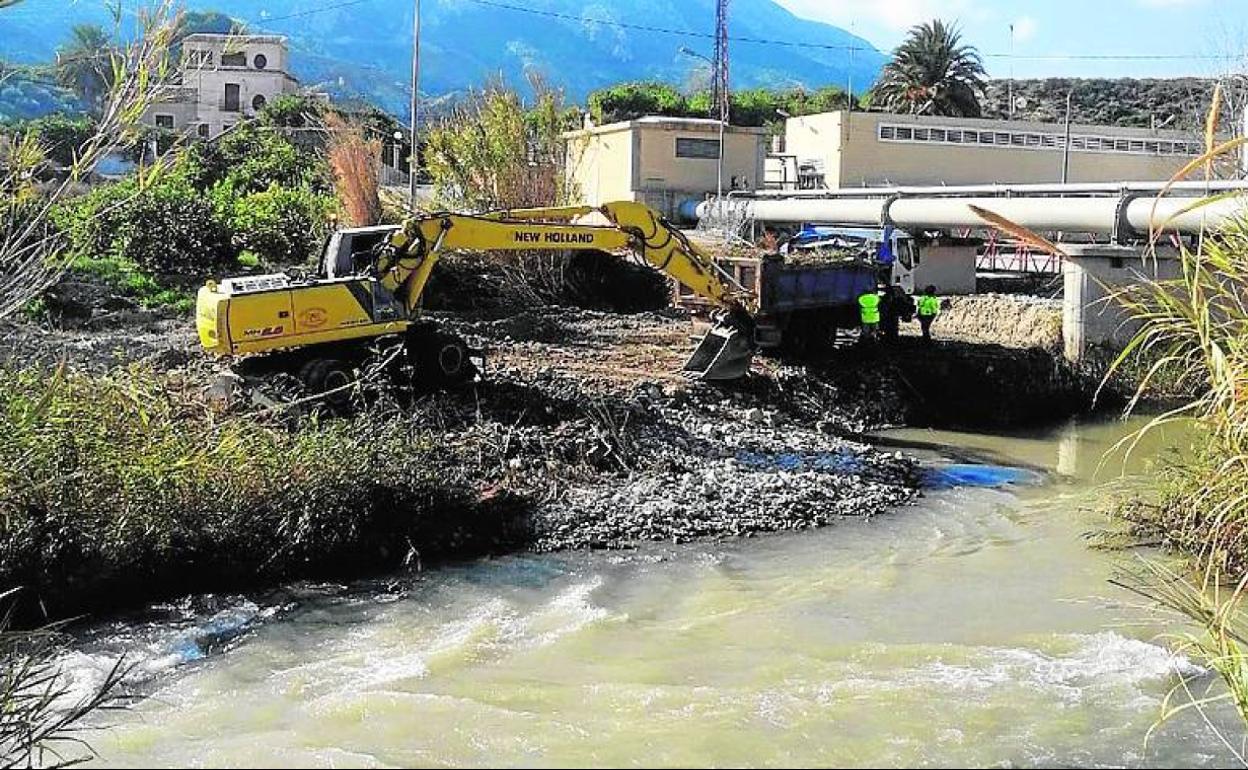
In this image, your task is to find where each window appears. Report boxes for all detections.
[675,137,721,159]
[223,83,241,112]
[253,53,268,70]
[874,120,1202,158]
[221,51,247,67]
[197,123,210,139]
[252,94,267,111]
[184,50,212,68]
[738,266,757,289]
[154,114,174,129]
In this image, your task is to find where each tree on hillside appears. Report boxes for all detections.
[55,24,116,110]
[870,20,987,118]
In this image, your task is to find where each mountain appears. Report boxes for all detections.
[0,0,887,117]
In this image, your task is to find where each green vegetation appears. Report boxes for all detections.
[1112,220,1248,575]
[586,82,855,128]
[7,113,93,165]
[0,365,509,622]
[54,24,115,112]
[65,255,194,312]
[1104,88,1248,737]
[54,117,337,280]
[425,78,577,210]
[1,0,179,323]
[982,77,1216,129]
[869,19,987,117]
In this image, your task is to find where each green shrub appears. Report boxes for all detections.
[218,182,337,266]
[19,114,95,166]
[117,175,233,273]
[183,122,332,195]
[586,83,853,128]
[57,172,235,273]
[258,93,325,129]
[588,82,689,125]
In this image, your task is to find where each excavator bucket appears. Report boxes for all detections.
[683,321,756,381]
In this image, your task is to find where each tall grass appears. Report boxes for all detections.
[1104,83,1248,748]
[0,364,508,623]
[325,113,382,226]
[0,590,129,768]
[1109,221,1248,573]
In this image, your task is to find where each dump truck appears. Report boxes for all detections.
[677,225,918,353]
[196,201,758,400]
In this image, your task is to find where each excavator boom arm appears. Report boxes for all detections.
[380,202,750,319]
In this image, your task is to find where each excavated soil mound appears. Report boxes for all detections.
[928,294,1063,351]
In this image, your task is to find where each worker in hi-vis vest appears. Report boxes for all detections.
[858,288,882,343]
[917,285,941,343]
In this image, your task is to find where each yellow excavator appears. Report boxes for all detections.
[196,201,757,397]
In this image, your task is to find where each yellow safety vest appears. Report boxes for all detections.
[918,295,940,317]
[859,292,881,324]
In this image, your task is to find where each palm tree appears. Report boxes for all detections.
[871,20,988,118]
[55,24,116,110]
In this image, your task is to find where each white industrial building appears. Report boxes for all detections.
[770,110,1206,190]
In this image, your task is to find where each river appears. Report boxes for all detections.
[64,417,1241,768]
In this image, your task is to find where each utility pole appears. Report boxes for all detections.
[711,0,731,203]
[1008,24,1015,120]
[408,0,421,208]
[1062,90,1073,183]
[847,20,856,113]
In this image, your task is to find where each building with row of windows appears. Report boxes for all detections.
[144,34,300,139]
[562,109,1209,219]
[773,110,1204,190]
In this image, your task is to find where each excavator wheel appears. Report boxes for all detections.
[298,358,356,412]
[409,331,477,388]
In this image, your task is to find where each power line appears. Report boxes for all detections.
[461,0,1233,63]
[245,0,380,26]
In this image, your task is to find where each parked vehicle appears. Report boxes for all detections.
[678,226,917,353]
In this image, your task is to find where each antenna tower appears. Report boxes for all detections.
[712,0,730,123]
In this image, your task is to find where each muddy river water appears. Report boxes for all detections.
[66,417,1241,767]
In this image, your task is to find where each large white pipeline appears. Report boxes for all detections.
[692,189,1248,237]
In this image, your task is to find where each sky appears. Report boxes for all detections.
[776,0,1248,80]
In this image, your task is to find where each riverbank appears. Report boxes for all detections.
[0,292,1112,624]
[68,417,1238,768]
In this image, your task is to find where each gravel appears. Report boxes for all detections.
[3,302,928,555]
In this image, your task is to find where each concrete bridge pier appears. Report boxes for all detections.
[1062,244,1182,362]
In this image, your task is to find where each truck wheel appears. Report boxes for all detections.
[298,358,355,411]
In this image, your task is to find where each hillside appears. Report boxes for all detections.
[981,77,1217,131]
[0,0,886,117]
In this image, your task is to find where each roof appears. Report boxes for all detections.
[794,109,1199,141]
[563,116,771,139]
[182,33,288,45]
